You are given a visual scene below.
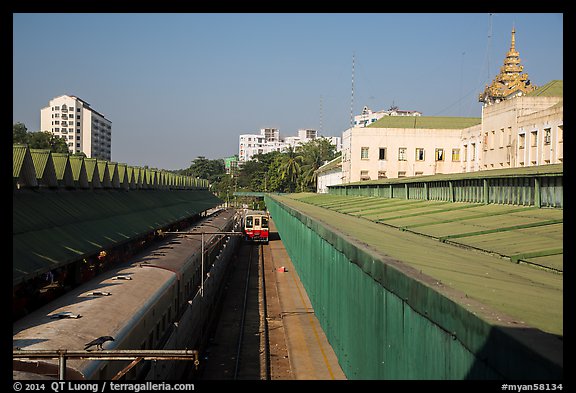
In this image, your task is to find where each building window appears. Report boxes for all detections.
[531,131,538,147]
[76,143,80,147]
[483,132,488,150]
[398,147,407,161]
[519,134,525,149]
[471,143,476,160]
[415,171,423,176]
[379,147,386,160]
[452,149,460,161]
[76,136,80,140]
[77,129,80,133]
[415,148,425,161]
[77,108,81,112]
[463,144,468,161]
[499,128,505,148]
[377,170,387,179]
[435,148,444,161]
[490,130,495,150]
[361,147,369,160]
[398,171,406,178]
[360,170,370,180]
[544,128,551,145]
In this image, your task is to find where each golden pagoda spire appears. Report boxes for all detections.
[510,27,516,51]
[479,27,536,105]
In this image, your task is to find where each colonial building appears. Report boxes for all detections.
[325,28,562,189]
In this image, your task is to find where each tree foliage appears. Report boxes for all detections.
[13,122,70,153]
[233,137,339,194]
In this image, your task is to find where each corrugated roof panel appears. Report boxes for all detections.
[29,149,50,179]
[13,144,27,178]
[13,189,222,286]
[51,153,69,180]
[83,158,98,183]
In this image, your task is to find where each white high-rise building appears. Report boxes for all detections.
[40,95,112,161]
[239,127,341,163]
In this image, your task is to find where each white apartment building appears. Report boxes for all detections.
[40,95,112,161]
[239,127,341,162]
[354,105,422,128]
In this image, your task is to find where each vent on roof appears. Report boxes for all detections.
[49,311,82,319]
[112,275,132,280]
[87,291,111,296]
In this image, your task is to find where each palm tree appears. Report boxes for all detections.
[299,148,323,192]
[278,146,303,193]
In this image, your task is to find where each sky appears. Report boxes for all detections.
[12,13,563,171]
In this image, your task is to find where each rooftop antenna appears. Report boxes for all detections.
[487,13,494,82]
[319,95,323,135]
[350,52,355,128]
[459,51,465,116]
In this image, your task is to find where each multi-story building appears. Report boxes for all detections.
[334,28,562,186]
[342,117,481,182]
[238,132,266,162]
[224,155,239,176]
[354,105,422,128]
[40,95,112,161]
[239,127,341,162]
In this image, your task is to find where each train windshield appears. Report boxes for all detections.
[255,218,260,227]
[261,216,268,228]
[245,216,253,228]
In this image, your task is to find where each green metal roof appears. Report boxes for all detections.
[315,155,342,174]
[51,153,70,180]
[338,163,563,187]
[13,189,222,286]
[368,115,481,129]
[270,193,563,336]
[13,144,28,178]
[526,80,563,97]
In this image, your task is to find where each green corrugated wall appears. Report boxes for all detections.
[266,195,562,380]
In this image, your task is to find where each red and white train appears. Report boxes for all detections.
[241,209,270,243]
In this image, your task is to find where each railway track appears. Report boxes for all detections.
[198,242,270,380]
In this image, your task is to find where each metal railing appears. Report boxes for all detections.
[13,349,199,380]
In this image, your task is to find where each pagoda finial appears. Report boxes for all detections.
[510,27,516,51]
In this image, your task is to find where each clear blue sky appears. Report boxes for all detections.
[13,13,563,171]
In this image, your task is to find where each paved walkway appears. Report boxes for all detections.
[265,220,346,380]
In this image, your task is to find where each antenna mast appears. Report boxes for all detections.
[487,13,493,82]
[319,95,323,135]
[350,52,355,127]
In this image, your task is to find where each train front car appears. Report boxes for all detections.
[242,210,269,243]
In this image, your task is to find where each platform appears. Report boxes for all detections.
[264,220,346,380]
